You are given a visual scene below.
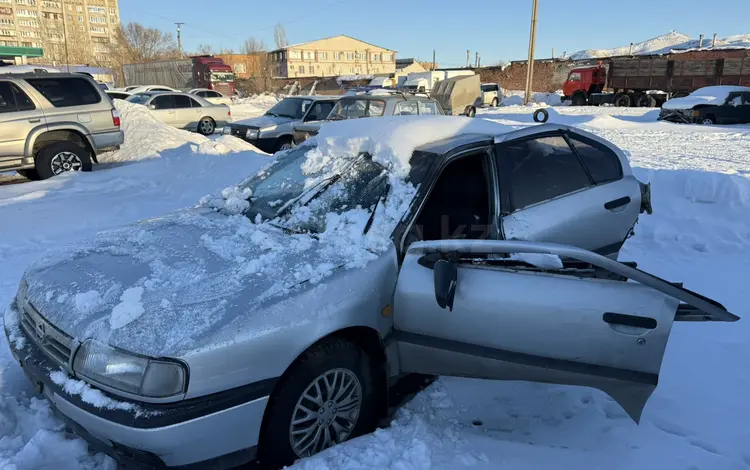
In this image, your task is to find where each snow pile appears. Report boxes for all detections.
[231,93,281,120]
[337,74,374,83]
[315,116,515,177]
[501,90,563,107]
[98,101,259,163]
[49,371,138,412]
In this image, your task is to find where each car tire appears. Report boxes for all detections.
[17,169,40,180]
[34,141,92,180]
[533,108,549,123]
[491,97,499,107]
[571,91,588,106]
[277,138,295,152]
[700,115,716,125]
[613,93,631,107]
[465,106,476,117]
[259,338,378,468]
[197,117,216,136]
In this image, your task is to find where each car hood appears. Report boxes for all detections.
[662,96,721,110]
[21,208,372,357]
[233,114,294,128]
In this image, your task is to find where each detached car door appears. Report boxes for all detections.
[496,131,643,257]
[393,240,738,422]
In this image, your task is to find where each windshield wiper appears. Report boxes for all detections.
[265,111,278,117]
[364,182,390,234]
[275,174,342,219]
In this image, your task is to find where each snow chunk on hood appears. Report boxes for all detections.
[662,86,750,110]
[315,116,515,177]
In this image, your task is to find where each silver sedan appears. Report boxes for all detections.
[127,91,232,135]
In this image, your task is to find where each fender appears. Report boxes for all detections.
[25,122,95,157]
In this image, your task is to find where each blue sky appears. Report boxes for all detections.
[121,0,749,66]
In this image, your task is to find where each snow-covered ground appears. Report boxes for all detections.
[1,97,749,469]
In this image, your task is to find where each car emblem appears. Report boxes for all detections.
[35,321,46,340]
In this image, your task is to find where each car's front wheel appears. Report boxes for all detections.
[259,338,378,468]
[197,117,216,135]
[491,97,499,107]
[700,115,716,125]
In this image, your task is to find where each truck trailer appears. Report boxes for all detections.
[123,56,236,95]
[563,51,750,107]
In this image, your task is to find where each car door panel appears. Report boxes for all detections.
[0,81,45,158]
[393,240,738,422]
[503,177,641,255]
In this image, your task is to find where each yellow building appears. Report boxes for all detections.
[268,35,396,79]
[0,0,120,65]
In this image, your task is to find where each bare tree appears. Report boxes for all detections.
[242,37,267,54]
[120,22,178,62]
[273,23,288,49]
[196,43,214,55]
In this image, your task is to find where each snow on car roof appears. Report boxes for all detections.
[314,116,517,177]
[690,86,750,97]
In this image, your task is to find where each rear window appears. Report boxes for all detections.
[25,77,101,108]
[568,136,623,184]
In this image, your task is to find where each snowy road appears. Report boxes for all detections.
[1,100,749,469]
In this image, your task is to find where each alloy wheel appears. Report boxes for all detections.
[289,368,362,458]
[50,151,83,175]
[200,119,214,134]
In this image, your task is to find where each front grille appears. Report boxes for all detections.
[19,301,74,369]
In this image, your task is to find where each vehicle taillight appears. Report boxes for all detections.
[228,109,231,117]
[112,108,121,127]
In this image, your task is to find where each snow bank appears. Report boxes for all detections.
[501,90,562,107]
[314,116,515,177]
[99,101,260,163]
[231,93,281,120]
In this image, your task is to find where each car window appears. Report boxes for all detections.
[25,77,101,107]
[742,93,750,105]
[152,88,173,92]
[568,72,581,82]
[0,81,15,113]
[307,101,334,121]
[418,101,439,115]
[194,91,206,97]
[499,135,592,211]
[728,94,742,106]
[567,136,622,184]
[126,93,151,105]
[395,101,418,116]
[208,91,221,98]
[187,96,202,107]
[366,100,385,116]
[481,84,498,92]
[172,95,193,108]
[151,95,174,109]
[11,83,35,111]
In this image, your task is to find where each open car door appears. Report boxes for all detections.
[393,240,738,422]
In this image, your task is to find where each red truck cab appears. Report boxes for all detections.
[192,56,236,96]
[562,65,607,105]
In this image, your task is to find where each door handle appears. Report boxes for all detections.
[28,118,41,123]
[602,312,657,329]
[604,196,631,211]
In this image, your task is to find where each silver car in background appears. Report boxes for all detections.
[5,122,738,469]
[223,96,339,153]
[126,91,231,135]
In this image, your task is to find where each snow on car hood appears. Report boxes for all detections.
[20,207,386,357]
[233,114,294,128]
[662,86,750,110]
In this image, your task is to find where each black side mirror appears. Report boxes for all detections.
[434,259,457,311]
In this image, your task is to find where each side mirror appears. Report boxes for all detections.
[433,259,457,311]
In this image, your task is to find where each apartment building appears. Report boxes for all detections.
[0,0,120,65]
[268,35,396,79]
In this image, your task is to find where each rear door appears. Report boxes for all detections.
[150,95,176,125]
[0,80,44,159]
[497,132,641,257]
[393,240,738,422]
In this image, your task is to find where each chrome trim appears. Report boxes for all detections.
[19,300,74,373]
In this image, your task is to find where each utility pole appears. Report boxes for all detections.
[466,49,470,68]
[478,55,481,68]
[60,0,70,71]
[475,52,479,68]
[523,0,539,104]
[175,22,184,57]
[432,49,436,70]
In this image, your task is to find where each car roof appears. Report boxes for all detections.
[286,95,340,101]
[341,93,435,102]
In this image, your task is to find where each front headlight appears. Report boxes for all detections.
[73,340,187,398]
[222,126,231,135]
[246,128,260,139]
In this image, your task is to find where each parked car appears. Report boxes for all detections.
[481,82,502,107]
[105,90,131,100]
[0,73,123,180]
[115,85,141,93]
[659,86,750,124]
[292,91,443,144]
[223,96,339,153]
[9,119,732,470]
[432,74,483,117]
[125,85,179,94]
[126,91,231,135]
[189,88,233,106]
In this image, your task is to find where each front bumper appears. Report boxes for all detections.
[4,305,271,469]
[658,109,695,123]
[224,125,279,153]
